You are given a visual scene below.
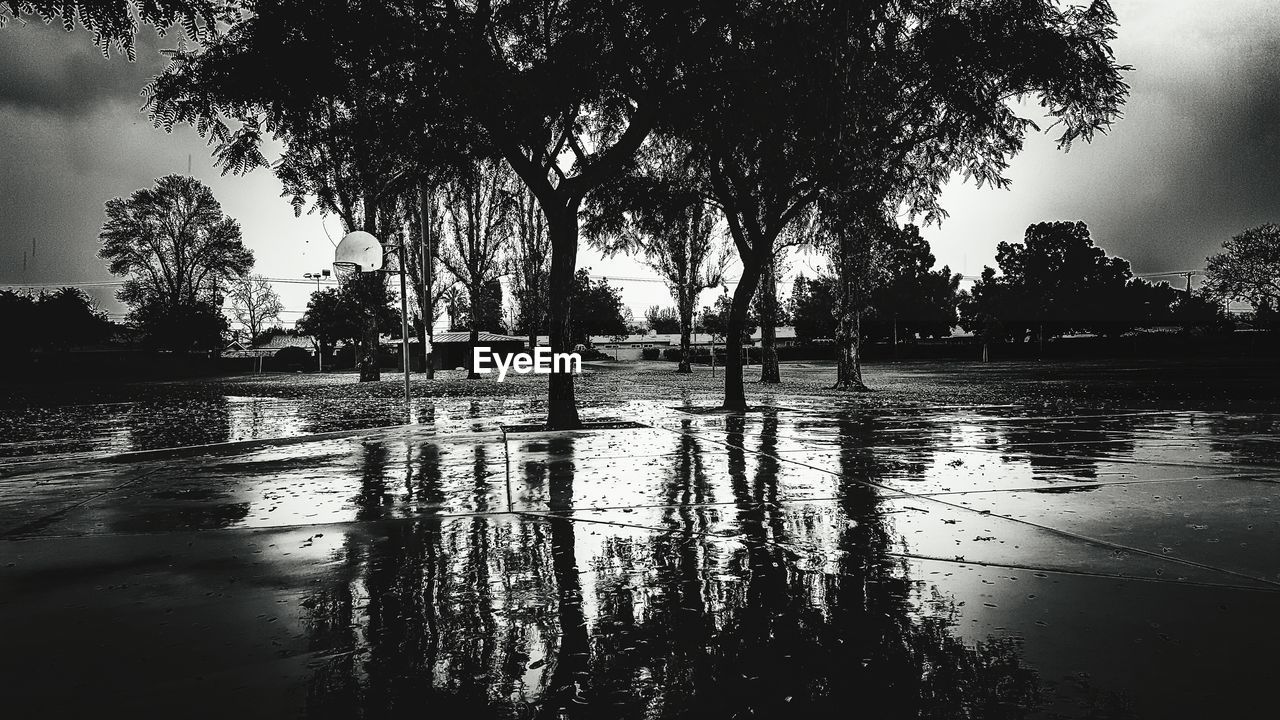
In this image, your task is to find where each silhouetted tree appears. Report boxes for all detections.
[1205,223,1280,314]
[866,225,961,344]
[99,175,252,316]
[569,270,628,347]
[961,222,1140,347]
[790,275,837,343]
[676,1,1128,408]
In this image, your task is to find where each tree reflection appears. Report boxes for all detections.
[298,421,1043,718]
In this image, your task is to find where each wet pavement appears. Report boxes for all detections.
[3,382,1280,717]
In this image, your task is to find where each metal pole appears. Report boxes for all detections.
[398,243,411,412]
[420,184,433,378]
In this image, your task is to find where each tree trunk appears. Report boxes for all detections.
[677,289,694,373]
[723,261,763,410]
[758,254,780,383]
[359,315,380,382]
[528,329,538,358]
[834,308,868,391]
[467,283,481,380]
[833,229,868,392]
[545,212,582,429]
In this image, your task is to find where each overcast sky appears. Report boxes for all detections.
[2,0,1278,326]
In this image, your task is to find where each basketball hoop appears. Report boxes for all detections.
[332,261,361,283]
[334,231,384,281]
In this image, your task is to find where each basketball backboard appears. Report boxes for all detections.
[334,231,384,275]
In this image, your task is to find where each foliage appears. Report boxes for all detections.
[644,306,680,334]
[865,225,962,341]
[569,270,628,345]
[439,158,513,337]
[297,279,399,358]
[0,287,113,353]
[630,0,1129,404]
[959,222,1156,341]
[641,348,660,361]
[228,274,283,341]
[453,279,506,335]
[790,275,838,342]
[506,187,551,339]
[700,292,755,343]
[1204,224,1280,311]
[129,297,227,352]
[0,0,228,59]
[99,175,252,316]
[1171,290,1235,335]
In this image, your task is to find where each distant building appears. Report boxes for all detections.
[529,329,793,361]
[427,331,527,371]
[749,326,799,347]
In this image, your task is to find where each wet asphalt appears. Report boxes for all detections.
[2,375,1279,718]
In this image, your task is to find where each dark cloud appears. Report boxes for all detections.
[0,21,169,116]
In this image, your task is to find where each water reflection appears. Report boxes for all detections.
[299,420,1045,718]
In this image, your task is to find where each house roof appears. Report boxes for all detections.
[749,326,797,341]
[255,334,315,350]
[431,331,528,344]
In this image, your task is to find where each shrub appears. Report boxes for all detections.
[662,347,682,361]
[641,348,661,360]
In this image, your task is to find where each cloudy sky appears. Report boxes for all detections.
[2,0,1278,326]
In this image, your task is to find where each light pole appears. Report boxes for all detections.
[303,269,331,371]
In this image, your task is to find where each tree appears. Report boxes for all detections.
[866,225,961,344]
[672,1,1127,407]
[130,296,228,352]
[297,282,400,370]
[790,275,837,343]
[403,186,450,376]
[99,175,252,314]
[701,291,756,346]
[819,199,889,390]
[962,222,1137,347]
[228,274,283,342]
[587,138,731,373]
[507,186,551,354]
[1205,224,1280,313]
[296,288,355,367]
[144,1,717,427]
[0,288,112,356]
[36,287,112,350]
[644,306,680,334]
[568,270,628,347]
[439,158,513,379]
[455,279,506,336]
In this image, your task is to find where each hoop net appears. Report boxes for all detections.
[332,261,361,284]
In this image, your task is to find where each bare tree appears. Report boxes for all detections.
[506,186,551,353]
[439,158,513,378]
[228,274,283,342]
[400,185,451,377]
